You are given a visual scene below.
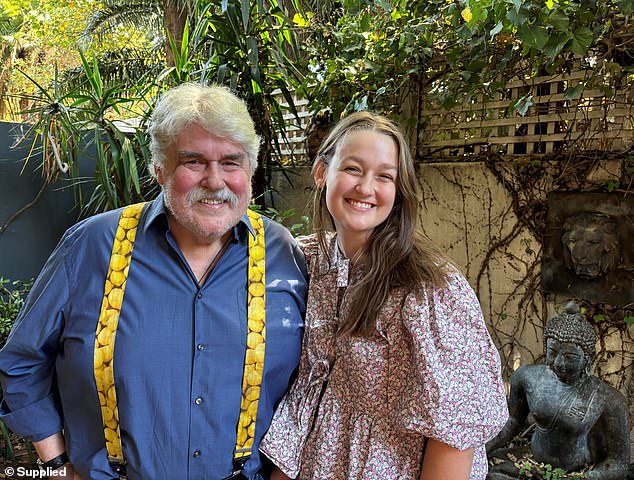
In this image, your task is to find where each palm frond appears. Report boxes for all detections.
[80,0,164,47]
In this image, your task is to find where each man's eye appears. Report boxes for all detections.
[223,161,242,169]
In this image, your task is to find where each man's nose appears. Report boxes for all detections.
[202,162,225,189]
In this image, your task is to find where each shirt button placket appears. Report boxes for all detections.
[192,290,204,472]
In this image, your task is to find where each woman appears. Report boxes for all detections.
[260,111,508,479]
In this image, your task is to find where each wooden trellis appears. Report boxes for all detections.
[422,69,634,158]
[273,69,634,162]
[274,93,310,162]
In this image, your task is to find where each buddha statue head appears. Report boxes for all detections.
[543,302,596,383]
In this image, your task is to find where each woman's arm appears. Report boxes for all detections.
[419,438,474,480]
[270,467,292,480]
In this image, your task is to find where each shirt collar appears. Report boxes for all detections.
[143,192,256,240]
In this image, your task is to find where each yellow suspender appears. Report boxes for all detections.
[236,209,266,460]
[93,204,267,473]
[94,202,145,472]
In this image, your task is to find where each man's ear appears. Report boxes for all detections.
[154,164,166,186]
[313,161,326,189]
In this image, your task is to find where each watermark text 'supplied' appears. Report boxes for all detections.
[4,466,68,478]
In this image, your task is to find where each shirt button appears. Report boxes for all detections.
[197,344,204,351]
[195,397,203,405]
[192,450,201,458]
[197,293,203,299]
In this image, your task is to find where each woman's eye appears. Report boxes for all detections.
[379,174,394,181]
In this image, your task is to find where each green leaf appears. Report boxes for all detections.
[548,9,569,32]
[377,0,391,12]
[607,180,619,192]
[519,24,549,50]
[470,2,488,24]
[593,314,606,323]
[564,83,585,99]
[512,94,534,116]
[507,4,530,25]
[246,35,259,68]
[570,26,593,55]
[624,316,634,326]
[360,13,370,31]
[490,21,503,39]
[241,0,250,33]
[543,31,572,58]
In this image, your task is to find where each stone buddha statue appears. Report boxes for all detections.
[486,302,630,480]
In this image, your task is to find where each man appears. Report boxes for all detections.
[0,83,308,479]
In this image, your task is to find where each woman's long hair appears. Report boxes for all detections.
[311,111,451,337]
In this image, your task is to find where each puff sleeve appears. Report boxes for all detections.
[397,271,508,450]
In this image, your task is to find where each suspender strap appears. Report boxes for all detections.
[233,209,267,467]
[94,202,146,476]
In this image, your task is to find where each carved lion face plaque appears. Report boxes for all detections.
[561,212,618,280]
[542,192,633,306]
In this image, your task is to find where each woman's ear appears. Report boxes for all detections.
[313,161,326,190]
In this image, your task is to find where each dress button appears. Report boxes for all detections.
[192,450,201,458]
[197,293,203,299]
[195,397,203,405]
[197,344,204,351]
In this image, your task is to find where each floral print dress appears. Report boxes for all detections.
[260,235,508,480]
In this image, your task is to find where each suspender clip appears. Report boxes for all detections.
[221,456,250,479]
[108,456,128,479]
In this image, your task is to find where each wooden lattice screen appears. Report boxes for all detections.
[422,69,634,158]
[274,94,310,162]
[274,69,634,163]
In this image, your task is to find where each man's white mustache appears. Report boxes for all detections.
[187,188,239,208]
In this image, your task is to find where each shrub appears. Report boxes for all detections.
[0,278,33,349]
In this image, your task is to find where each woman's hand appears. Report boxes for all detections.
[419,438,474,480]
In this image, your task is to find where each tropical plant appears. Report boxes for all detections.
[184,0,305,206]
[80,0,189,67]
[13,51,158,214]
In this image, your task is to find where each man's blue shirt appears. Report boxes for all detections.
[0,195,307,479]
